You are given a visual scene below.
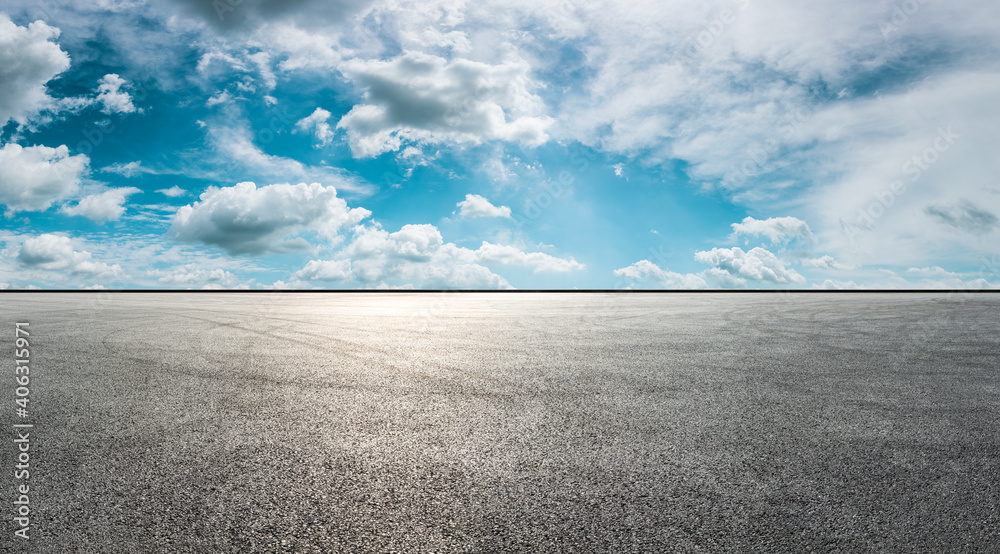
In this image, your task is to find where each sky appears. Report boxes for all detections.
[1,0,999,290]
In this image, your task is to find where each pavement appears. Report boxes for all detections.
[1,292,998,552]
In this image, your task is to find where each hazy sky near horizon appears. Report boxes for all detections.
[1,0,999,289]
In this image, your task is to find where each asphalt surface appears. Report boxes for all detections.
[2,292,999,552]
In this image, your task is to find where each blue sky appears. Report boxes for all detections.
[1,0,999,289]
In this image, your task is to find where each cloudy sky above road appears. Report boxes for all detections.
[1,0,999,289]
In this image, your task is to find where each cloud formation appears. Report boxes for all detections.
[61,187,141,222]
[155,263,240,288]
[295,107,334,146]
[295,222,584,288]
[694,247,806,285]
[17,233,123,280]
[170,181,370,255]
[0,14,70,127]
[95,73,139,114]
[924,201,999,235]
[290,259,352,282]
[731,216,815,246]
[336,51,552,157]
[456,194,511,219]
[613,260,709,289]
[0,143,88,212]
[802,255,854,271]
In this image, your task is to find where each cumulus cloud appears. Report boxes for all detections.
[476,242,584,272]
[295,107,334,146]
[169,0,373,34]
[61,187,141,222]
[456,194,511,219]
[95,73,138,114]
[0,14,70,127]
[295,222,583,288]
[802,255,855,271]
[822,267,1000,290]
[155,264,240,287]
[336,51,553,157]
[812,280,864,290]
[0,143,88,212]
[731,216,816,246]
[170,181,370,255]
[694,247,806,285]
[344,224,445,262]
[17,234,123,280]
[907,266,954,277]
[156,186,188,197]
[290,259,352,282]
[613,260,708,289]
[924,201,999,235]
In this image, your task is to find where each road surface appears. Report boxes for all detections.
[2,293,998,552]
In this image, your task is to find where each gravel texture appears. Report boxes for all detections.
[1,292,999,552]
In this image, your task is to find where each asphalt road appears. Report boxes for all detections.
[2,293,999,552]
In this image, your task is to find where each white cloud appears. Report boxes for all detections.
[170,181,370,255]
[814,266,1000,290]
[336,51,552,157]
[0,143,88,212]
[613,260,708,289]
[476,242,584,272]
[155,263,240,287]
[616,244,807,289]
[701,267,749,289]
[206,90,232,107]
[0,14,70,127]
[260,279,318,290]
[95,73,138,114]
[205,124,372,194]
[795,72,1000,267]
[17,234,123,280]
[731,216,815,245]
[694,246,806,284]
[299,222,583,288]
[267,23,346,71]
[156,186,188,197]
[61,187,141,222]
[17,234,84,270]
[344,224,445,262]
[456,194,511,219]
[295,107,334,146]
[290,259,352,282]
[899,266,999,289]
[102,161,146,177]
[907,266,953,277]
[812,279,864,290]
[196,50,248,76]
[802,255,854,271]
